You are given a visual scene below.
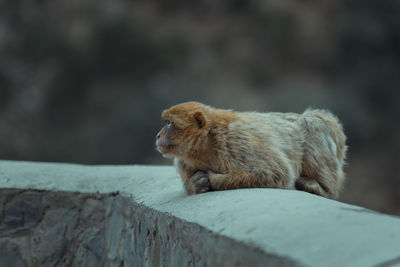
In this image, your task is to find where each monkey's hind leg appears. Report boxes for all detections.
[295,177,329,198]
[298,109,347,198]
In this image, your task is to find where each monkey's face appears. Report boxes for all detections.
[155,103,208,159]
[155,120,176,157]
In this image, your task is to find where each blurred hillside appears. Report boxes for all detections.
[0,0,399,214]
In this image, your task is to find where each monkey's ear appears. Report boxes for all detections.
[193,111,207,129]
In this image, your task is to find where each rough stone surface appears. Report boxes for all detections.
[0,160,400,266]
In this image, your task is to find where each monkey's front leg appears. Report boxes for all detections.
[185,171,211,194]
[176,159,211,194]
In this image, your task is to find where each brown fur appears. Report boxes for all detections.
[156,102,347,198]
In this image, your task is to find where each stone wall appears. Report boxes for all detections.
[0,160,400,266]
[0,190,128,266]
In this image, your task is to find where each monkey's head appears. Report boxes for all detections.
[155,102,211,159]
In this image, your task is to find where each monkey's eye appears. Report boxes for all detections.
[165,120,172,126]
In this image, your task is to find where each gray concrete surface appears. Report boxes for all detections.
[0,160,400,266]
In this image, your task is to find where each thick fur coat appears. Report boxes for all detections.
[156,102,347,198]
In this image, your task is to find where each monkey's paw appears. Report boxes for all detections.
[190,171,211,194]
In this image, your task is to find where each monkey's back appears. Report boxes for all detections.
[218,108,346,196]
[213,111,306,188]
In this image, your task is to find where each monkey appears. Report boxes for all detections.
[155,102,347,198]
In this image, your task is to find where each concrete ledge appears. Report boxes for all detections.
[1,160,400,266]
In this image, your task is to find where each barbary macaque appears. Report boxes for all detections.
[156,102,347,198]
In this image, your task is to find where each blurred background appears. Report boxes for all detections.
[0,0,399,215]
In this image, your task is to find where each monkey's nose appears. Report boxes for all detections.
[156,133,160,140]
